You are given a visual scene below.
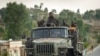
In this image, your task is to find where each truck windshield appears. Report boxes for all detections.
[32,28,68,38]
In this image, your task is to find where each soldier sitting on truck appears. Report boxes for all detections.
[46,12,59,26]
[37,19,45,27]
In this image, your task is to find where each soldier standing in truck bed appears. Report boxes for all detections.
[46,12,59,26]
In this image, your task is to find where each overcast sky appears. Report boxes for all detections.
[0,0,100,13]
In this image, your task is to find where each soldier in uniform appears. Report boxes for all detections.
[25,38,34,56]
[46,12,59,26]
[71,20,77,27]
[37,19,45,27]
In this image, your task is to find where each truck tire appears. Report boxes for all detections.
[77,51,82,56]
[66,49,75,56]
[78,53,82,56]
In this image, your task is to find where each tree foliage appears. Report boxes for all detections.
[59,9,75,24]
[0,8,6,19]
[4,2,30,40]
[95,9,100,19]
[83,9,100,19]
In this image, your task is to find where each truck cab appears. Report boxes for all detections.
[25,23,83,56]
[32,27,73,56]
[25,26,80,56]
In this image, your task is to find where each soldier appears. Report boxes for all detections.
[46,12,59,26]
[37,19,45,27]
[25,38,33,48]
[71,20,77,27]
[25,38,34,56]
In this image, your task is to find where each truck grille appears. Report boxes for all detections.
[36,43,54,54]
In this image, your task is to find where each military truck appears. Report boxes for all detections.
[25,20,84,56]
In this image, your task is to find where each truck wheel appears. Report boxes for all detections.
[78,53,82,56]
[66,49,75,56]
[77,52,82,56]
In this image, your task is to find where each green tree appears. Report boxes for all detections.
[59,9,75,24]
[4,2,30,40]
[52,9,56,14]
[44,8,48,13]
[95,9,100,19]
[32,3,44,20]
[0,8,6,19]
[43,7,48,19]
[83,10,95,19]
[34,5,39,9]
[40,3,43,9]
[76,9,81,18]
